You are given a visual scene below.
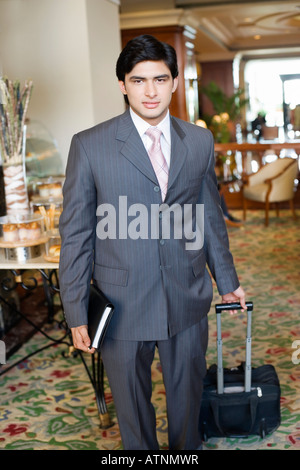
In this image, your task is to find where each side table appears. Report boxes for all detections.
[0,255,112,429]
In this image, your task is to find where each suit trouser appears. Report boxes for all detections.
[101,317,208,450]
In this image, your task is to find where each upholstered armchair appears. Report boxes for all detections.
[242,157,299,226]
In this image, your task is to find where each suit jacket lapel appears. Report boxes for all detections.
[167,117,187,194]
[116,110,158,184]
[116,110,188,196]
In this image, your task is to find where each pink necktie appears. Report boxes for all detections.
[146,127,169,201]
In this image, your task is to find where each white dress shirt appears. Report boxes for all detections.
[129,107,171,168]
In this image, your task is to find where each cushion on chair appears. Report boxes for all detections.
[243,183,269,202]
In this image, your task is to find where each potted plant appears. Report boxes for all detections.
[201,81,248,142]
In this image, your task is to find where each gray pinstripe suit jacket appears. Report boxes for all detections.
[59,109,239,341]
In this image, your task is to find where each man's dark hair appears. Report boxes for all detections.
[116,35,179,104]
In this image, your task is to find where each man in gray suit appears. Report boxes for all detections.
[59,35,246,450]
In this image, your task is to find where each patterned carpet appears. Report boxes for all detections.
[0,209,299,451]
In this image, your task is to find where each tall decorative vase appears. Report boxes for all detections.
[0,166,6,216]
[3,126,29,215]
[0,78,33,215]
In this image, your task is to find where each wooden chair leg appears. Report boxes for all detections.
[275,202,279,218]
[265,200,269,227]
[289,199,297,220]
[243,196,247,221]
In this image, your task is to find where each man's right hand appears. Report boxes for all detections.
[71,325,95,353]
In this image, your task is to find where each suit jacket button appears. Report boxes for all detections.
[159,239,165,246]
[154,185,160,192]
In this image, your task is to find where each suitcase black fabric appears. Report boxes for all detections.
[199,302,281,441]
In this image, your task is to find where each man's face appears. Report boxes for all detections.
[119,60,178,126]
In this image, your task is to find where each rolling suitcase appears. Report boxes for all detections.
[199,301,281,441]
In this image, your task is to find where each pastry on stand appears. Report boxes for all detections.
[0,213,48,261]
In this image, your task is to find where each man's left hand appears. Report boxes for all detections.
[222,286,246,314]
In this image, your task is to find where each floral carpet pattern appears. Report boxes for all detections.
[0,210,299,451]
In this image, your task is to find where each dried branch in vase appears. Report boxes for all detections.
[0,77,33,164]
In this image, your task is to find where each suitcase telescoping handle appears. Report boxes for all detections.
[215,302,253,394]
[215,301,253,314]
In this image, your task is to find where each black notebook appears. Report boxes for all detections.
[88,284,114,350]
